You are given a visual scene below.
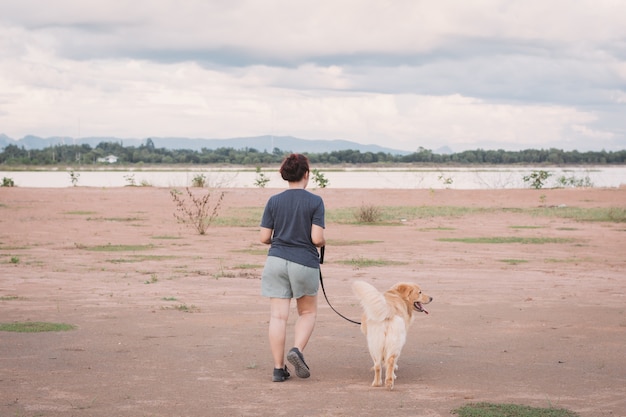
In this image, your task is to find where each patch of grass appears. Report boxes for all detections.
[510,225,543,229]
[81,244,155,252]
[544,257,593,263]
[151,235,183,240]
[144,274,158,284]
[86,216,146,222]
[234,247,268,256]
[201,205,626,229]
[0,245,30,250]
[328,206,493,224]
[326,239,382,246]
[214,207,262,227]
[526,206,626,223]
[0,322,76,332]
[107,255,176,263]
[234,263,262,269]
[438,237,575,244]
[499,259,529,265]
[161,304,200,313]
[452,402,579,416]
[418,227,456,231]
[337,257,408,268]
[161,297,177,301]
[0,295,20,301]
[64,210,98,215]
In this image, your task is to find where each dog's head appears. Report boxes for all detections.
[391,282,433,315]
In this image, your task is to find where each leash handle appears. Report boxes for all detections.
[319,246,325,264]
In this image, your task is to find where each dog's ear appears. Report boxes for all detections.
[394,283,414,298]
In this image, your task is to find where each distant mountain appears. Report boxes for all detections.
[0,134,412,155]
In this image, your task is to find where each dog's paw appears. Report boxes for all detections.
[385,379,395,390]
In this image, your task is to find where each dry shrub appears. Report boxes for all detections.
[170,187,225,235]
[355,205,382,223]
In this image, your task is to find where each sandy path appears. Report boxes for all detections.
[1,186,625,416]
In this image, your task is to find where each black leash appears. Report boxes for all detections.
[318,246,361,325]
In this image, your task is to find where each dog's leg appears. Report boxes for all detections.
[385,354,398,390]
[371,361,382,387]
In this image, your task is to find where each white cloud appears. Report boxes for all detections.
[0,0,624,151]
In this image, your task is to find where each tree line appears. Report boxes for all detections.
[1,140,624,166]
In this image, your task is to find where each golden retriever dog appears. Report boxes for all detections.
[352,280,432,390]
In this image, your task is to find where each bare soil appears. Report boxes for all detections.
[1,186,625,417]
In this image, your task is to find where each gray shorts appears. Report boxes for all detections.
[261,256,320,299]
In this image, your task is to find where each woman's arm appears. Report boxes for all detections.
[260,227,273,245]
[311,224,325,248]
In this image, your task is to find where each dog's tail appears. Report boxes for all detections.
[352,281,390,322]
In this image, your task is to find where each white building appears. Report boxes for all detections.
[97,155,118,164]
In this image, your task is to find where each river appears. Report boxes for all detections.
[1,166,624,189]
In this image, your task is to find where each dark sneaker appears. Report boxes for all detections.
[272,365,290,382]
[287,347,310,378]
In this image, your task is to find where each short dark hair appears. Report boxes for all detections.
[279,153,309,182]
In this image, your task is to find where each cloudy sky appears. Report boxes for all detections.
[1,0,625,152]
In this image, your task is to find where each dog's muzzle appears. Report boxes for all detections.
[413,301,429,315]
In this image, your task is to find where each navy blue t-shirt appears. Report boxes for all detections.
[260,189,325,268]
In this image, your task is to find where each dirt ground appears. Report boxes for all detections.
[1,186,625,417]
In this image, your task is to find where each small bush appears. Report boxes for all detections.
[354,205,382,223]
[192,173,207,188]
[523,170,551,189]
[170,187,225,235]
[254,167,270,188]
[124,174,137,186]
[311,169,329,188]
[1,177,15,187]
[69,170,80,186]
[556,174,593,188]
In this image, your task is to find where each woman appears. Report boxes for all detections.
[259,153,326,382]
